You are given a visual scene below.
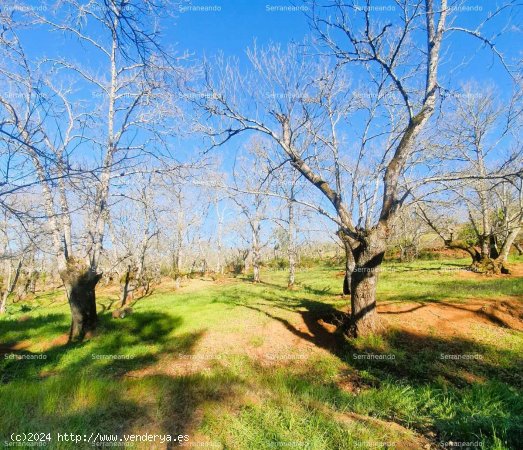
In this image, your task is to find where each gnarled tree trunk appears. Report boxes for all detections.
[61,259,102,342]
[346,228,387,337]
[443,239,511,274]
[120,264,132,307]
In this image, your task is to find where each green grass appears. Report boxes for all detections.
[1,258,522,449]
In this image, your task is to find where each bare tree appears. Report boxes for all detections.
[109,173,160,307]
[190,0,517,336]
[267,157,306,288]
[230,140,273,283]
[0,1,180,339]
[419,85,523,273]
[389,207,427,262]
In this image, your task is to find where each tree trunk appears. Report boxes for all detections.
[338,230,355,296]
[252,224,261,283]
[0,258,23,314]
[345,229,386,337]
[470,255,510,275]
[343,242,355,296]
[120,265,132,307]
[61,260,102,342]
[514,242,523,256]
[497,225,521,264]
[489,234,500,259]
[288,200,296,288]
[288,249,296,288]
[253,254,260,283]
[399,244,406,262]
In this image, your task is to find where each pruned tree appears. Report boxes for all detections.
[0,0,181,340]
[190,0,518,336]
[418,84,523,273]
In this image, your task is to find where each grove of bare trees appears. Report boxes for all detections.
[1,0,521,340]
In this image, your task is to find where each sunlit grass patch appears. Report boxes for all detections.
[1,259,522,449]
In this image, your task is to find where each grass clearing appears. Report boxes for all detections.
[1,258,522,449]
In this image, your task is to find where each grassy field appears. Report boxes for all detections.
[1,258,522,449]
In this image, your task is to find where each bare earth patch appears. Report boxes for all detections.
[380,298,523,334]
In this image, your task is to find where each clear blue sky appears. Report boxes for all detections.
[8,0,522,241]
[173,1,311,56]
[19,1,519,93]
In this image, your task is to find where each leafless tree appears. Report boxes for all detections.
[109,173,160,307]
[388,206,428,262]
[190,0,517,336]
[0,1,181,339]
[419,84,523,273]
[230,139,273,283]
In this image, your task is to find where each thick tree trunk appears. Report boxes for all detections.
[349,265,382,336]
[489,234,500,259]
[346,229,386,337]
[61,260,102,342]
[338,230,355,296]
[514,242,523,256]
[470,255,510,275]
[497,225,521,264]
[443,240,505,273]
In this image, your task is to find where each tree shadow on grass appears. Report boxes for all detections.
[1,364,240,450]
[0,311,239,449]
[213,286,523,447]
[0,311,201,383]
[383,276,522,303]
[0,313,69,346]
[214,283,523,385]
[344,328,523,388]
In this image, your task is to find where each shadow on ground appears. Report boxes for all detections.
[0,311,241,449]
[214,281,523,448]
